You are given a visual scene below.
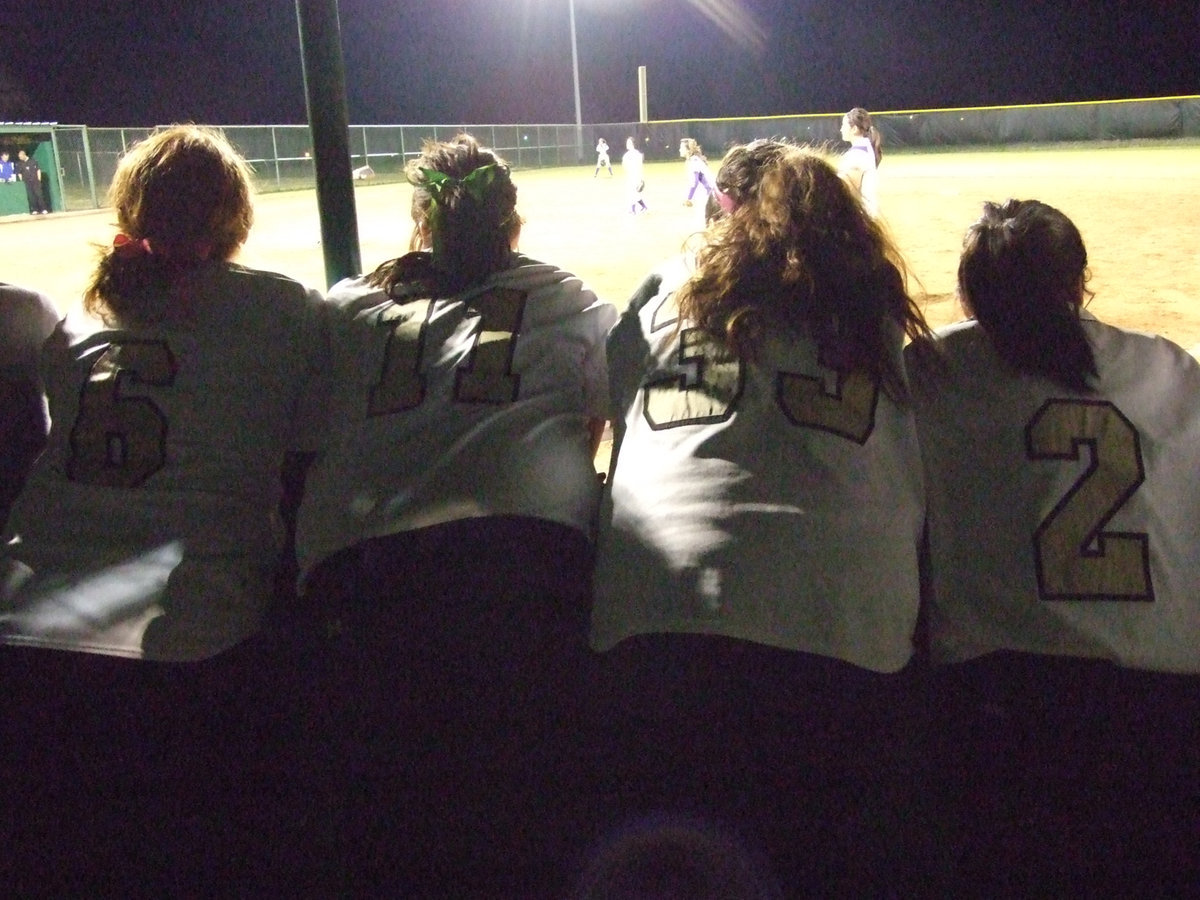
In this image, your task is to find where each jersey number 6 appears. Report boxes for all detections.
[67,340,176,488]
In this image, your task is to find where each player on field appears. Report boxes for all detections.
[594,137,613,176]
[905,199,1200,894]
[589,140,932,894]
[678,137,714,207]
[294,133,616,894]
[837,107,881,216]
[0,284,58,531]
[622,135,648,214]
[0,125,330,893]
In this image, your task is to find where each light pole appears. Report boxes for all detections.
[569,0,583,163]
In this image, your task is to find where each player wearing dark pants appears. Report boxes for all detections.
[16,150,48,214]
[589,141,936,895]
[301,517,597,897]
[907,199,1200,894]
[0,126,330,894]
[293,134,616,896]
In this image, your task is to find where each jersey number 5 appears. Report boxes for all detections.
[68,340,176,488]
[1026,398,1153,602]
[643,295,877,442]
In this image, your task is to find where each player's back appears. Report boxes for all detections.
[1,261,328,661]
[591,260,924,673]
[906,313,1200,671]
[295,253,615,580]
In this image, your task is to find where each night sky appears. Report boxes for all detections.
[1,1,1197,128]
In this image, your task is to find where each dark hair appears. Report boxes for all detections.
[678,140,928,402]
[367,133,521,297]
[83,125,254,325]
[845,107,883,167]
[571,815,781,900]
[958,199,1096,392]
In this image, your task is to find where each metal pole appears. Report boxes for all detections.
[569,0,583,163]
[295,0,361,287]
[638,65,648,123]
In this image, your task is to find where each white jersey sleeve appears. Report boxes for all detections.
[295,254,617,581]
[589,257,924,673]
[906,313,1200,672]
[0,263,330,661]
[0,284,60,529]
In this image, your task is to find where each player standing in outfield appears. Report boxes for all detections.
[0,125,329,894]
[589,140,933,895]
[622,135,648,214]
[678,137,715,207]
[0,284,59,530]
[905,199,1200,895]
[838,107,882,216]
[294,133,616,896]
[594,137,613,176]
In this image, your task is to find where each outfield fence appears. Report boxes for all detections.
[16,95,1200,214]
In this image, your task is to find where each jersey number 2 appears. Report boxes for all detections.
[68,340,176,488]
[1026,398,1153,601]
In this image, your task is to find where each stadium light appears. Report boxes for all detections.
[569,0,583,163]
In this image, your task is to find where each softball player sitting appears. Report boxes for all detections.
[906,199,1200,895]
[294,133,616,895]
[590,140,933,896]
[0,125,330,893]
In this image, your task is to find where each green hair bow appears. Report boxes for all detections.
[420,163,501,206]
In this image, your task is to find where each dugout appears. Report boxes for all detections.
[0,124,66,216]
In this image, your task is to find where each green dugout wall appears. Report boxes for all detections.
[0,124,67,216]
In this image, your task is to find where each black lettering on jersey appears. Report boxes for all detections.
[368,299,433,417]
[643,326,743,430]
[67,340,176,488]
[649,291,679,332]
[454,287,525,404]
[1025,398,1153,602]
[776,365,878,445]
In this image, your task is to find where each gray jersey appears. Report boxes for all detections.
[590,259,924,673]
[1,263,329,661]
[296,255,616,581]
[907,313,1200,672]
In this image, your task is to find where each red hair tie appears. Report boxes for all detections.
[113,233,152,259]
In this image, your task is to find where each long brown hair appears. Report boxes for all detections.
[676,140,928,401]
[367,134,522,298]
[957,199,1097,391]
[844,107,883,167]
[83,124,254,325]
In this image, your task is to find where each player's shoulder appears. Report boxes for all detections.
[325,274,389,314]
[215,261,321,306]
[623,254,694,321]
[492,255,609,308]
[0,283,60,364]
[1084,312,1200,390]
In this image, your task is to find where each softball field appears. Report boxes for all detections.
[3,140,1198,354]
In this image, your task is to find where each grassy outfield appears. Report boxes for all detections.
[3,140,1199,351]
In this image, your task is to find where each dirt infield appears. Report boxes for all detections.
[3,140,1198,353]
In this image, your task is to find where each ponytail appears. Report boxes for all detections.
[958,199,1097,392]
